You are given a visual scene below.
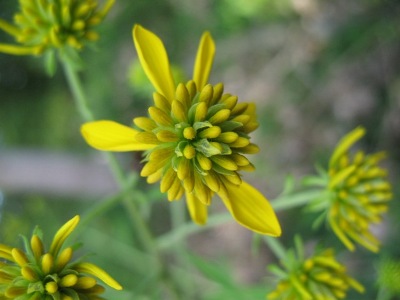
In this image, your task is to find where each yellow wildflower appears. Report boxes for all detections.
[0,0,114,56]
[267,239,364,300]
[81,25,281,236]
[308,127,392,252]
[0,215,122,299]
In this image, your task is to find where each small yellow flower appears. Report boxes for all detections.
[267,240,364,300]
[81,25,281,236]
[0,215,122,299]
[0,0,114,56]
[308,127,392,252]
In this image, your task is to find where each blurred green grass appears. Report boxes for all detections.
[1,0,399,299]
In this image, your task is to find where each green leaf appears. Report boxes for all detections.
[188,254,236,289]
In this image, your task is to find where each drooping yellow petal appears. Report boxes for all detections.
[74,262,122,290]
[81,120,155,151]
[218,181,281,236]
[186,192,208,225]
[193,32,215,90]
[133,25,175,101]
[329,127,365,168]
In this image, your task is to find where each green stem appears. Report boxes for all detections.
[157,213,232,250]
[272,189,324,211]
[157,189,323,249]
[376,287,392,300]
[61,60,158,260]
[263,236,286,260]
[79,174,138,228]
[62,62,94,122]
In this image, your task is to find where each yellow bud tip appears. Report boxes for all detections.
[11,248,29,267]
[183,127,196,140]
[60,274,78,287]
[45,281,58,294]
[183,145,196,159]
[41,253,54,274]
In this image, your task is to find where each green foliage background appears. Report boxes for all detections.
[1,0,399,299]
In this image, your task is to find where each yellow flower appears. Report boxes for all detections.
[0,0,114,56]
[81,25,281,236]
[0,215,122,299]
[308,127,392,252]
[267,240,364,300]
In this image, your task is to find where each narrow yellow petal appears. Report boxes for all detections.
[193,32,215,90]
[330,127,365,168]
[49,216,80,257]
[0,19,21,36]
[186,192,208,225]
[0,244,14,261]
[81,120,155,151]
[133,25,175,101]
[0,43,42,55]
[74,262,122,290]
[218,181,281,236]
[11,248,29,267]
[328,216,355,251]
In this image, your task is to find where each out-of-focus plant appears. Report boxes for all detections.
[0,216,122,299]
[0,1,397,299]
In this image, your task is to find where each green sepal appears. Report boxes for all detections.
[193,159,207,176]
[50,291,61,300]
[19,234,34,262]
[206,104,226,119]
[27,281,44,294]
[175,141,188,157]
[61,288,80,300]
[171,156,181,172]
[219,121,243,131]
[193,139,221,157]
[193,121,212,131]
[44,274,60,283]
[32,226,44,241]
[211,163,236,176]
[217,143,232,155]
[187,102,200,124]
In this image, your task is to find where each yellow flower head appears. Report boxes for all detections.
[308,127,392,252]
[0,215,122,299]
[267,239,364,300]
[81,25,281,236]
[0,0,115,56]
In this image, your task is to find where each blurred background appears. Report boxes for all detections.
[1,0,399,299]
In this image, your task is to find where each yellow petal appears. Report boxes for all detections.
[81,121,155,151]
[186,192,208,225]
[330,126,365,168]
[49,216,80,257]
[193,32,215,90]
[0,43,42,55]
[133,25,175,101]
[218,181,281,236]
[74,262,123,290]
[0,19,21,36]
